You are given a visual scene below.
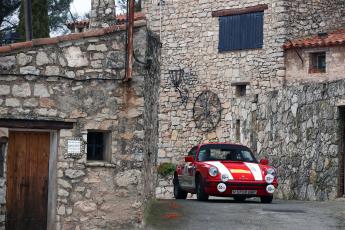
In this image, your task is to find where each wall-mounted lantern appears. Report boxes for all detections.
[169,69,188,106]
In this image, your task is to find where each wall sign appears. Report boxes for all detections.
[65,138,85,159]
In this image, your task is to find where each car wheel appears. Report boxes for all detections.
[260,196,273,203]
[173,175,187,199]
[196,175,209,201]
[233,196,246,202]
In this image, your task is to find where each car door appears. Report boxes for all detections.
[184,146,198,189]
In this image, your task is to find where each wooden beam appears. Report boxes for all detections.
[231,82,250,86]
[0,119,74,130]
[212,4,268,17]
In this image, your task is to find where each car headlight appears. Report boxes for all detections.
[209,167,218,177]
[265,174,275,184]
[266,168,276,176]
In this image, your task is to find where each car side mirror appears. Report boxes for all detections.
[260,159,269,165]
[185,156,195,163]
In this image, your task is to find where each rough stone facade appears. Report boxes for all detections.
[0,23,160,229]
[90,0,116,28]
[234,80,345,200]
[287,0,345,39]
[143,0,345,200]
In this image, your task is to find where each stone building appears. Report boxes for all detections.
[0,0,345,229]
[143,0,345,200]
[0,1,160,229]
[284,29,345,84]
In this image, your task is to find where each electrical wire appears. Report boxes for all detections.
[0,73,124,82]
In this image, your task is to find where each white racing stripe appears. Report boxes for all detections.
[205,161,233,180]
[244,162,263,181]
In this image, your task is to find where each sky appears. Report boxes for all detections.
[70,0,91,17]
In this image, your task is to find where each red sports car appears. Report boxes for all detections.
[173,143,278,203]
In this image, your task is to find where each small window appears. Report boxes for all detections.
[0,137,7,177]
[309,52,326,73]
[87,131,111,161]
[235,85,247,97]
[219,11,264,52]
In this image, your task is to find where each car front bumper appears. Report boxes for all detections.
[204,180,278,197]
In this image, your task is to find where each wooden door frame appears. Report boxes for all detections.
[6,129,58,229]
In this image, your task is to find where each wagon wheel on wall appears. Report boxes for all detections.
[193,90,222,132]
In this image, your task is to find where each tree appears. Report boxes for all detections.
[48,0,75,35]
[117,0,142,13]
[16,0,74,40]
[0,0,21,33]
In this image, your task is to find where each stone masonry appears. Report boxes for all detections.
[143,0,345,200]
[90,0,116,28]
[0,21,160,229]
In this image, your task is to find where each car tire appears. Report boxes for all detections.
[173,175,187,199]
[233,196,246,202]
[196,175,209,201]
[260,196,273,203]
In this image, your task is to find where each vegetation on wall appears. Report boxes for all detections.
[157,162,175,177]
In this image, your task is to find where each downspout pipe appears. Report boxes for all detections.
[24,0,33,41]
[125,0,135,81]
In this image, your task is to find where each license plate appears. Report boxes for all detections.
[232,190,257,195]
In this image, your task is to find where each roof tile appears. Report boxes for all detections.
[0,20,146,54]
[284,28,345,49]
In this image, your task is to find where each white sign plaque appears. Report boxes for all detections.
[67,140,81,154]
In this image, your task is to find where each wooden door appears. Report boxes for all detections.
[6,131,50,230]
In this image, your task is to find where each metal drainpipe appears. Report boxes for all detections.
[125,0,135,81]
[24,0,33,41]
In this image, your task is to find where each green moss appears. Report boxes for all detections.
[157,162,175,177]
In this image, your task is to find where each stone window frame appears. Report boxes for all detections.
[309,52,326,74]
[86,130,112,163]
[231,82,249,97]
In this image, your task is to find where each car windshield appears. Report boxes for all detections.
[198,144,257,163]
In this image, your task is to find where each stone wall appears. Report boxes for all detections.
[0,23,159,229]
[144,0,345,199]
[286,0,345,39]
[234,79,345,200]
[143,31,161,202]
[90,0,116,28]
[145,0,288,93]
[144,0,288,199]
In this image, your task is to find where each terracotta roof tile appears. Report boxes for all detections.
[10,41,33,50]
[0,20,146,54]
[32,37,59,46]
[66,19,90,29]
[283,28,345,49]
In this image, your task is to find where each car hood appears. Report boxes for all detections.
[204,161,264,181]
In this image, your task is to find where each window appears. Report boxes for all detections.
[197,144,257,163]
[236,85,247,97]
[219,11,264,52]
[87,131,111,161]
[0,137,7,177]
[188,146,197,159]
[309,52,326,73]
